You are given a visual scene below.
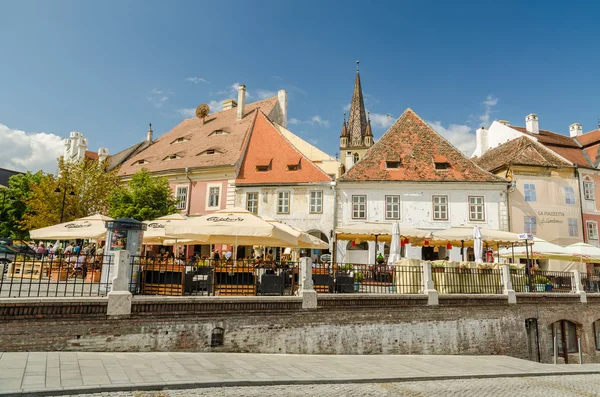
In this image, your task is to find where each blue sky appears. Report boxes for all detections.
[2,0,600,173]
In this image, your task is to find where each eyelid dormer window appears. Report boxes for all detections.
[386,161,401,169]
[164,154,181,160]
[198,149,223,156]
[172,137,189,144]
[133,159,148,165]
[210,130,229,136]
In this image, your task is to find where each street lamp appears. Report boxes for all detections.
[54,186,75,223]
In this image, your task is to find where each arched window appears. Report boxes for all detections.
[353,153,359,164]
[552,320,578,362]
[211,327,225,347]
[594,320,600,350]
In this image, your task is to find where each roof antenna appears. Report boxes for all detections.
[356,60,360,73]
[368,111,371,122]
[343,112,346,122]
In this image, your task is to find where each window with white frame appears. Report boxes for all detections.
[468,196,485,221]
[352,195,366,219]
[524,183,536,202]
[588,221,599,240]
[385,195,400,219]
[432,195,448,221]
[564,186,576,205]
[208,186,220,208]
[277,191,290,214]
[176,186,188,210]
[568,219,578,237]
[309,191,323,214]
[585,181,595,200]
[524,216,537,235]
[246,192,258,214]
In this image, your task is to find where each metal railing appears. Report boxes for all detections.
[432,266,503,294]
[128,257,300,296]
[510,269,575,293]
[581,271,600,293]
[0,252,113,297]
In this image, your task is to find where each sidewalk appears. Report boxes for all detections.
[2,352,600,396]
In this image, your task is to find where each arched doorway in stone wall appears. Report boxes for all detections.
[307,230,330,262]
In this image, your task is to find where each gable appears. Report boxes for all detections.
[340,108,504,183]
[236,112,332,185]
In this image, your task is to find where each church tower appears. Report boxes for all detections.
[340,61,373,170]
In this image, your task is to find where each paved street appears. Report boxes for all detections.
[58,374,600,396]
[2,352,600,396]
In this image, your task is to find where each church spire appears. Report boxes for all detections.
[347,61,368,148]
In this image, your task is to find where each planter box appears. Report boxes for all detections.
[535,284,546,292]
[259,274,285,295]
[85,271,102,283]
[334,275,354,293]
[51,269,69,281]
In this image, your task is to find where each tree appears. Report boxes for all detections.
[21,158,120,230]
[108,168,177,221]
[0,171,43,239]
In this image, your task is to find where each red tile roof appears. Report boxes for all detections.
[575,128,600,146]
[118,97,278,176]
[236,112,332,185]
[85,150,98,161]
[340,109,505,183]
[475,136,572,172]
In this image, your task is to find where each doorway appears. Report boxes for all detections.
[525,318,540,362]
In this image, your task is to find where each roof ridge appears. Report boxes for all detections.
[184,96,278,120]
[256,111,332,180]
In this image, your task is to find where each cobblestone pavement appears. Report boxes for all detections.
[60,374,600,397]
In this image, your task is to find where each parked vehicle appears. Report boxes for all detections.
[0,244,18,274]
[0,239,36,257]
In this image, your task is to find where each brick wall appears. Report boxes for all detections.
[2,295,600,364]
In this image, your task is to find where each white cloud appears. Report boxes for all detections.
[256,89,276,100]
[368,112,394,129]
[288,116,329,128]
[151,88,162,95]
[147,88,171,108]
[289,118,301,125]
[311,115,329,127]
[479,95,498,127]
[427,120,475,156]
[176,108,196,118]
[342,103,351,112]
[185,77,209,84]
[0,123,64,173]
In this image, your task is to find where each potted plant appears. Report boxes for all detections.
[354,271,364,292]
[431,263,445,273]
[376,254,385,264]
[533,275,549,292]
[335,264,355,293]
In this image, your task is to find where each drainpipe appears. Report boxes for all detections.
[576,166,586,243]
[185,167,192,216]
[331,181,338,264]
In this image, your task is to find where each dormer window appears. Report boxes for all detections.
[210,130,229,136]
[164,154,181,161]
[386,161,401,169]
[198,149,223,156]
[256,158,272,172]
[286,156,301,171]
[172,137,189,144]
[133,159,148,165]
[435,162,450,170]
[287,164,299,171]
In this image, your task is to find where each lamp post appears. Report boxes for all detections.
[54,186,75,223]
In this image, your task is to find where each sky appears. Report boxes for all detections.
[2,0,600,173]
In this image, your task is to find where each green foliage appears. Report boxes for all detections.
[354,271,365,282]
[0,171,43,239]
[533,275,550,285]
[339,263,354,272]
[108,168,177,221]
[21,158,119,230]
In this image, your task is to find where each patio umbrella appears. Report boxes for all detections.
[262,217,329,249]
[564,242,600,264]
[498,237,569,260]
[164,208,299,247]
[388,222,402,265]
[142,213,188,244]
[29,214,113,240]
[473,226,483,264]
[431,225,521,246]
[335,222,431,243]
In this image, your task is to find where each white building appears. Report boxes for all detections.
[336,108,509,264]
[63,131,109,163]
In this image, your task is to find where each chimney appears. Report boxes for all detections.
[498,120,510,126]
[345,152,354,170]
[98,147,109,163]
[569,123,583,138]
[147,123,153,142]
[277,90,288,128]
[525,114,539,134]
[237,84,246,120]
[475,127,489,156]
[223,99,237,111]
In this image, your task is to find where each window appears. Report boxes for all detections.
[568,219,578,237]
[206,149,215,155]
[199,149,222,156]
[585,181,595,200]
[524,183,536,202]
[386,161,401,169]
[287,164,299,171]
[277,191,290,214]
[385,195,400,219]
[133,159,147,165]
[164,154,180,160]
[172,137,189,144]
[208,186,220,208]
[564,186,576,205]
[353,153,359,164]
[176,186,188,210]
[256,165,269,172]
[432,195,448,221]
[434,162,450,170]
[594,320,600,350]
[553,321,578,355]
[588,221,599,240]
[210,130,229,136]
[309,191,323,214]
[246,192,258,214]
[352,195,366,219]
[524,216,537,235]
[468,196,485,221]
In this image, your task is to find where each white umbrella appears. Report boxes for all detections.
[335,222,431,243]
[431,225,520,246]
[473,226,483,264]
[388,222,402,265]
[498,237,569,260]
[165,208,298,246]
[29,214,112,240]
[262,217,329,249]
[142,213,188,244]
[564,242,600,264]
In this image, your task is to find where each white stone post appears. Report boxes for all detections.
[299,257,317,309]
[422,261,438,306]
[107,250,133,317]
[573,270,587,303]
[501,265,517,304]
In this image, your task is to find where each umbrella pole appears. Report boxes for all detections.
[461,240,464,261]
[374,234,379,264]
[511,243,514,263]
[497,243,500,264]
